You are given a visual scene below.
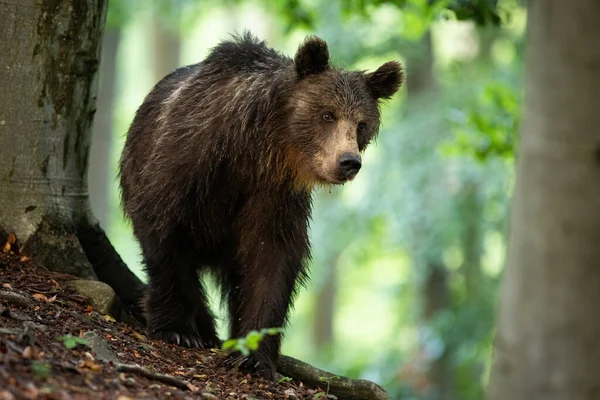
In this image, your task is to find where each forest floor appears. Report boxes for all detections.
[0,245,331,400]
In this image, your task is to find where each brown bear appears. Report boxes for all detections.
[118,32,402,379]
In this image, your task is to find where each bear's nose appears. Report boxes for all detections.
[338,153,362,175]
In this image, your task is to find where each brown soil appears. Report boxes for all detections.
[0,245,330,400]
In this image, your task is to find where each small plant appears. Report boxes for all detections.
[277,376,293,384]
[57,334,88,349]
[31,361,52,379]
[222,327,284,356]
[318,375,340,397]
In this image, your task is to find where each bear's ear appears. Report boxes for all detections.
[294,36,330,79]
[366,61,404,100]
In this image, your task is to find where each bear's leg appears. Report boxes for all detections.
[225,248,304,380]
[143,238,220,349]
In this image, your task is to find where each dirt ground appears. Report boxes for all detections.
[0,243,332,400]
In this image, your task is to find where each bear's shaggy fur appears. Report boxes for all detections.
[119,32,403,379]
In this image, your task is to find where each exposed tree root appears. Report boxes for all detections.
[0,289,34,310]
[277,355,391,400]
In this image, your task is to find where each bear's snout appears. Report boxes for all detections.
[338,152,362,179]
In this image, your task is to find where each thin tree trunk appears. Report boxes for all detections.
[150,7,181,81]
[487,1,600,399]
[89,29,121,230]
[0,0,145,323]
[404,31,458,400]
[313,255,337,352]
[459,181,484,300]
[422,263,453,400]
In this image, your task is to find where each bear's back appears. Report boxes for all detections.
[202,32,292,75]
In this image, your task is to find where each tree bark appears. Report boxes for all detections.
[89,29,121,230]
[0,0,145,323]
[487,1,600,399]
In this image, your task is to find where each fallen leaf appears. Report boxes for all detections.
[47,294,57,303]
[186,383,200,392]
[84,305,93,313]
[103,314,116,323]
[2,283,11,288]
[19,255,29,262]
[7,233,16,244]
[33,306,39,311]
[0,390,15,400]
[130,332,146,342]
[33,293,48,302]
[22,346,34,359]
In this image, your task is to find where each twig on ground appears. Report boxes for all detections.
[115,363,197,392]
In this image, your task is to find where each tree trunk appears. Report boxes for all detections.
[458,181,484,300]
[313,255,337,352]
[89,29,121,230]
[404,31,458,400]
[0,0,145,323]
[422,263,453,400]
[150,6,181,82]
[487,1,600,399]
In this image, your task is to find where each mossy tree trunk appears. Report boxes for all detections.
[0,0,145,323]
[487,1,600,399]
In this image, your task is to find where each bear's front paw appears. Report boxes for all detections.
[151,330,220,349]
[224,353,276,381]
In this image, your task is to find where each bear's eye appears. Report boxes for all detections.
[357,122,367,131]
[322,112,335,122]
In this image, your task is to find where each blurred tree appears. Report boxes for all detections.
[150,0,182,81]
[89,28,121,230]
[88,0,137,231]
[402,30,458,400]
[0,0,145,322]
[487,1,600,399]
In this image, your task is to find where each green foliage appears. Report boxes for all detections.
[444,80,521,162]
[277,376,293,384]
[57,334,89,350]
[222,328,284,357]
[31,361,52,380]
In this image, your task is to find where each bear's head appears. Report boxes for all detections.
[286,36,403,187]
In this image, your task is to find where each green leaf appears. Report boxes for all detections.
[222,339,238,351]
[277,376,293,384]
[245,330,264,351]
[31,361,52,379]
[57,334,88,350]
